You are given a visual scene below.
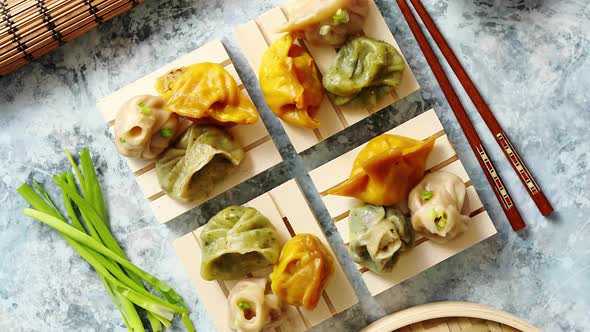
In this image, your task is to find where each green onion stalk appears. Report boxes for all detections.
[18,148,195,332]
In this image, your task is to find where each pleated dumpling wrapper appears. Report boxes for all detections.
[323,36,406,106]
[200,207,280,281]
[408,171,469,242]
[156,124,244,203]
[227,278,284,332]
[114,95,184,160]
[155,62,259,125]
[278,0,369,47]
[270,234,334,310]
[348,203,413,273]
[327,134,436,206]
[259,34,324,129]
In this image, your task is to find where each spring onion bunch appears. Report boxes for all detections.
[18,148,195,332]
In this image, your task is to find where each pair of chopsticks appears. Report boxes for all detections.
[397,0,553,231]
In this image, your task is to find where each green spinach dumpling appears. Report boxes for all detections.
[155,124,243,203]
[200,206,280,281]
[322,36,406,106]
[348,203,413,273]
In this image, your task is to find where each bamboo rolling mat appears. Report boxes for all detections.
[361,302,539,332]
[309,109,497,296]
[96,40,282,224]
[0,0,143,76]
[173,179,358,332]
[234,0,420,153]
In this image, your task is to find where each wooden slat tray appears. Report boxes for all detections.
[173,179,358,332]
[309,109,497,296]
[234,0,420,153]
[361,302,539,332]
[96,40,282,224]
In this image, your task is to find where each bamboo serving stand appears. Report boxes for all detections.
[96,40,282,224]
[235,0,420,152]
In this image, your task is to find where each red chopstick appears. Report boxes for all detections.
[396,0,526,231]
[408,0,553,217]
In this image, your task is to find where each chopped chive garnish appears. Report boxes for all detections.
[119,137,127,143]
[421,191,433,200]
[333,9,350,25]
[160,128,173,138]
[138,102,152,115]
[237,301,251,310]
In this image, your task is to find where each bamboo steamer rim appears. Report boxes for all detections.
[361,301,540,332]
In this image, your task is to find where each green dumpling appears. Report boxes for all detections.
[200,206,280,280]
[155,124,243,203]
[322,36,406,106]
[348,203,413,273]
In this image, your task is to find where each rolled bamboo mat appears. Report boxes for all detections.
[0,0,144,76]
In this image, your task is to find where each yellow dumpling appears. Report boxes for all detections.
[327,134,436,206]
[259,34,324,129]
[270,234,334,310]
[155,62,259,125]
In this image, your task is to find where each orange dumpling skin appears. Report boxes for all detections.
[327,134,436,206]
[259,34,324,129]
[154,62,259,125]
[270,234,334,310]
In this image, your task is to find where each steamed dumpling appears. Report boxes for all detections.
[155,62,259,125]
[270,234,334,310]
[408,171,469,242]
[323,36,406,106]
[156,124,243,203]
[279,0,369,47]
[259,34,324,129]
[327,134,436,206]
[348,203,413,273]
[228,278,283,332]
[200,207,280,280]
[114,95,183,159]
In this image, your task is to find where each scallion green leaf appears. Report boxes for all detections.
[238,301,251,310]
[421,191,433,200]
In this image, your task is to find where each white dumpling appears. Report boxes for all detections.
[408,171,469,242]
[279,0,369,47]
[228,278,283,332]
[114,95,185,160]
